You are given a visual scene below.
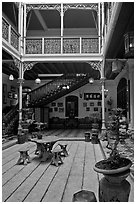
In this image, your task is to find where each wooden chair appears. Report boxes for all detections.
[17,147,31,165]
[51,147,63,167]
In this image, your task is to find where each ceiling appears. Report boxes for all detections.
[2,2,134,81]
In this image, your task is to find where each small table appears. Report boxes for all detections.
[31,136,60,162]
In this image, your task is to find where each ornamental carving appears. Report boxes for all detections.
[87,61,102,72]
[11,28,19,51]
[63,38,80,53]
[63,3,98,13]
[44,38,61,54]
[2,18,9,42]
[26,4,61,15]
[26,39,42,54]
[82,38,99,53]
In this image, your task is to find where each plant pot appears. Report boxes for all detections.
[17,133,26,144]
[91,133,99,144]
[85,132,90,142]
[94,158,132,202]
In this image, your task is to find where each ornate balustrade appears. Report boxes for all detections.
[25,36,99,55]
[2,17,20,51]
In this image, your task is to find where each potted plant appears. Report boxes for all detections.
[93,108,132,202]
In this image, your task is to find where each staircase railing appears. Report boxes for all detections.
[2,95,27,137]
[29,74,91,107]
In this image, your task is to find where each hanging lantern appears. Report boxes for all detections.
[35,78,41,84]
[124,31,134,58]
[89,77,94,84]
[9,74,14,81]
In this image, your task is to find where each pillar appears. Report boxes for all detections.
[100,60,106,132]
[61,3,64,54]
[128,61,134,133]
[101,77,106,131]
[17,62,24,136]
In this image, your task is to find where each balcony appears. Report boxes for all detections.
[25,36,99,55]
[2,17,20,52]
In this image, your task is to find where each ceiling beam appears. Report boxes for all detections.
[34,10,48,31]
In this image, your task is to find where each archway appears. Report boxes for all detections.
[117,78,128,117]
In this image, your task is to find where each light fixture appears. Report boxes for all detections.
[104,89,108,98]
[35,78,41,84]
[9,74,14,81]
[89,77,94,84]
[124,31,134,58]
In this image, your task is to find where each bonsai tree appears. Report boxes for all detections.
[95,108,131,170]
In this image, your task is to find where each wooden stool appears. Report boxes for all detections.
[51,148,63,167]
[58,143,68,157]
[17,147,31,165]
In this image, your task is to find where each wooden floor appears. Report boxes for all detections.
[2,129,134,202]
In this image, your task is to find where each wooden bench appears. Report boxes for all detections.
[17,146,31,165]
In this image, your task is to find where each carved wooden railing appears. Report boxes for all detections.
[25,36,99,55]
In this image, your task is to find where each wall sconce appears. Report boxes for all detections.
[35,78,41,84]
[9,74,14,81]
[124,31,134,58]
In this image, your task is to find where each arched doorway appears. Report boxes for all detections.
[65,95,78,128]
[117,78,128,117]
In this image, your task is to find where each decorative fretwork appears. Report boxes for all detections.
[63,3,98,14]
[63,38,80,53]
[26,4,61,15]
[44,38,61,54]
[23,62,37,72]
[82,38,99,53]
[87,61,102,72]
[11,28,19,51]
[2,18,9,42]
[26,39,42,54]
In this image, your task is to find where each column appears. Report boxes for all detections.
[101,77,106,131]
[100,60,106,132]
[129,65,134,133]
[17,62,24,136]
[61,3,64,54]
[23,3,26,54]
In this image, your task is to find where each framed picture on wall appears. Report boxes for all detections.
[58,102,63,107]
[97,101,101,106]
[51,102,56,107]
[54,107,58,112]
[90,102,94,106]
[83,102,87,107]
[3,84,7,104]
[94,107,98,112]
[59,108,64,112]
[86,107,90,111]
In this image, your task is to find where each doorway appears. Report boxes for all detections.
[117,78,128,117]
[65,95,78,128]
[65,95,78,117]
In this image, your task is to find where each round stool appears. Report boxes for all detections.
[72,190,97,202]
